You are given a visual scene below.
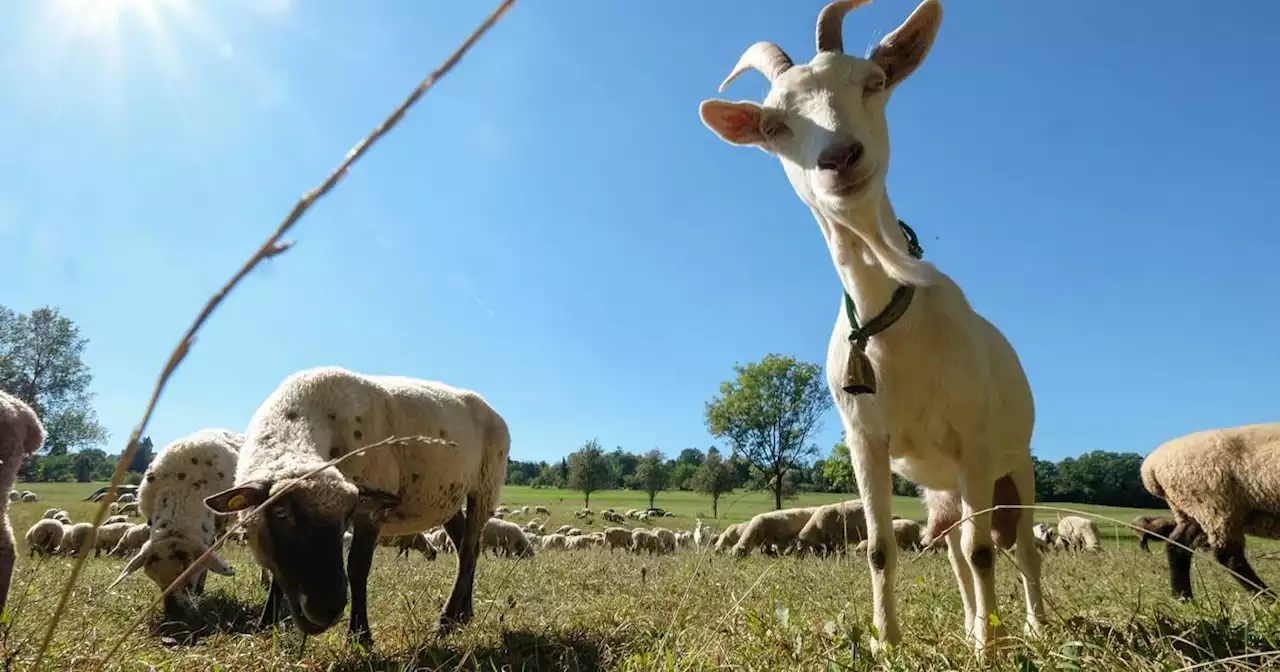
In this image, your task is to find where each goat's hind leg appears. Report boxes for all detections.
[1005,463,1045,636]
[958,462,1006,654]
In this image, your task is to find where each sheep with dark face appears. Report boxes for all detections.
[109,429,243,620]
[1131,515,1178,553]
[0,392,44,616]
[203,366,510,646]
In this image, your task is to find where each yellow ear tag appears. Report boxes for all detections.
[228,494,246,510]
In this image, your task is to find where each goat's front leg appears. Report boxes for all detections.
[958,462,1006,654]
[346,521,380,647]
[849,426,900,651]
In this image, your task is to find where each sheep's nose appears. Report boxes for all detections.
[817,141,864,171]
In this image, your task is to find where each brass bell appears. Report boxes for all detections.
[841,345,878,395]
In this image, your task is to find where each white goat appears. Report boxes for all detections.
[698,0,1043,654]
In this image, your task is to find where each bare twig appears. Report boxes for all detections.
[32,1,518,668]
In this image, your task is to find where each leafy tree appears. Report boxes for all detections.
[531,462,564,488]
[671,462,698,491]
[567,439,611,507]
[634,449,669,508]
[128,436,155,473]
[1032,457,1057,501]
[705,354,832,510]
[691,449,737,518]
[607,447,639,489]
[675,448,705,468]
[821,442,857,493]
[891,473,920,497]
[0,306,108,454]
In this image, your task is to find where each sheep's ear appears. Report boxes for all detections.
[356,486,401,512]
[699,100,767,147]
[872,0,942,90]
[109,544,150,589]
[205,482,271,515]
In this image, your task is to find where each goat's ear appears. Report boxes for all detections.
[872,0,943,90]
[204,482,271,514]
[699,100,767,147]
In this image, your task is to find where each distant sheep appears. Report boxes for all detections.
[111,428,243,620]
[555,525,573,536]
[20,492,37,503]
[566,528,584,537]
[631,528,661,555]
[25,519,63,558]
[653,528,676,553]
[1031,523,1057,551]
[713,523,744,553]
[540,534,568,552]
[733,507,818,557]
[109,523,150,557]
[103,515,128,526]
[58,522,95,557]
[109,501,141,517]
[565,534,602,551]
[892,519,922,550]
[94,522,134,557]
[6,492,16,502]
[534,506,550,515]
[394,533,438,560]
[693,519,714,550]
[1056,516,1101,552]
[1141,423,1280,599]
[427,528,455,554]
[482,518,536,558]
[602,527,632,552]
[1131,515,1177,553]
[797,501,866,554]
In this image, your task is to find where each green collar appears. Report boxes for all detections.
[841,220,924,395]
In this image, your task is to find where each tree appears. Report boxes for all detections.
[705,354,832,510]
[607,447,639,489]
[671,462,698,491]
[567,439,611,507]
[891,473,920,497]
[128,436,155,473]
[675,448,705,468]
[0,306,108,454]
[821,442,857,493]
[634,449,669,508]
[691,449,737,518]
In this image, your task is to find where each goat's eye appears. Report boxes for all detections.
[865,74,886,94]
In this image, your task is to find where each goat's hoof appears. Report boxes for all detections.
[437,610,472,637]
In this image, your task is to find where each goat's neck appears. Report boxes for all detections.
[813,193,919,322]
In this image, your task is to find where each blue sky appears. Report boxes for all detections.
[1,0,1277,467]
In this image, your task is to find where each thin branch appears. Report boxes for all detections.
[31,1,518,668]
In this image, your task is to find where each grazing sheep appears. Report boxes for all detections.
[116,493,138,505]
[676,531,693,549]
[1131,515,1178,553]
[1056,516,1101,552]
[84,484,140,502]
[94,522,134,557]
[653,528,677,554]
[103,515,128,526]
[25,519,63,558]
[20,492,37,503]
[495,506,510,515]
[394,533,438,560]
[1141,424,1280,600]
[713,523,744,553]
[110,429,243,620]
[482,518,536,558]
[110,501,141,517]
[1032,523,1057,551]
[109,523,150,557]
[53,512,71,525]
[733,507,818,557]
[693,519,714,550]
[797,501,867,554]
[566,528,584,537]
[41,508,59,520]
[554,525,573,536]
[58,522,95,557]
[602,527,632,552]
[7,492,16,502]
[202,366,511,644]
[892,519,922,550]
[565,534,602,551]
[602,511,626,524]
[631,528,661,555]
[540,534,568,552]
[698,0,1044,652]
[534,506,550,515]
[427,528,455,554]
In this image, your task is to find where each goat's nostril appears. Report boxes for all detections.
[819,143,864,171]
[846,142,864,167]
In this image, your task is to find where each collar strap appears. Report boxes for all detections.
[841,220,924,394]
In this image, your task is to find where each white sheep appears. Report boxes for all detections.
[534,505,550,515]
[58,522,95,557]
[698,0,1044,652]
[1031,523,1057,551]
[0,391,43,616]
[796,500,866,554]
[94,522,134,557]
[393,532,438,560]
[602,527,632,552]
[202,366,510,644]
[732,508,818,557]
[653,528,677,554]
[630,528,662,555]
[116,493,138,505]
[109,523,150,557]
[111,428,243,620]
[109,501,141,517]
[427,528,455,554]
[554,525,573,536]
[540,534,568,551]
[20,492,36,503]
[6,492,16,502]
[481,518,536,558]
[1056,516,1101,552]
[713,523,745,553]
[41,508,59,520]
[566,534,602,551]
[25,519,63,558]
[103,515,128,526]
[1142,424,1280,600]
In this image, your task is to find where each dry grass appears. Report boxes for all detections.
[4,484,1279,671]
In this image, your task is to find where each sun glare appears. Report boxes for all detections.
[51,0,167,40]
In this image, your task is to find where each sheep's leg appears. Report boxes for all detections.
[346,522,379,646]
[1008,464,1045,636]
[0,527,14,617]
[259,577,286,629]
[958,466,1005,653]
[1139,533,1150,553]
[849,428,900,651]
[439,496,484,635]
[1166,519,1201,600]
[1214,539,1272,597]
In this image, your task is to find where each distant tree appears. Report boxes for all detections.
[691,450,737,518]
[127,436,155,473]
[891,473,919,497]
[531,462,563,489]
[567,439,611,507]
[607,447,639,489]
[810,459,831,492]
[705,354,832,510]
[670,462,698,491]
[821,443,857,493]
[634,449,669,509]
[72,449,108,482]
[508,470,529,486]
[1032,456,1057,501]
[0,305,108,454]
[675,448,705,468]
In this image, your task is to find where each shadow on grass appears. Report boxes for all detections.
[327,629,621,672]
[149,591,262,644]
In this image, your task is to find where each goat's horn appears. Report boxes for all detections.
[816,0,873,54]
[717,41,794,92]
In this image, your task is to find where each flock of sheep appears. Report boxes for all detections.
[0,0,1275,662]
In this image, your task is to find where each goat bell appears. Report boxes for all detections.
[841,346,878,395]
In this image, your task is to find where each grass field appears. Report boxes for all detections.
[2,482,1278,671]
